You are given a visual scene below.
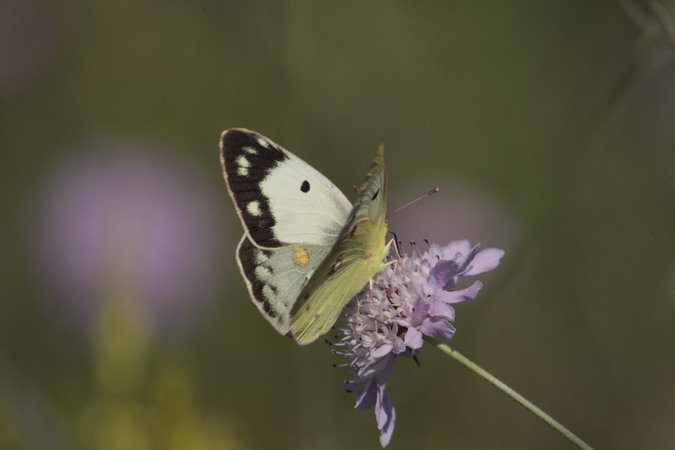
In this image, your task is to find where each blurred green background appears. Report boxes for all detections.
[2,0,675,449]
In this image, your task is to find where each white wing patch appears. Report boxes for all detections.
[262,285,277,301]
[236,155,251,168]
[255,265,272,279]
[247,201,262,216]
[221,128,353,248]
[256,137,270,148]
[254,249,268,265]
[259,151,352,245]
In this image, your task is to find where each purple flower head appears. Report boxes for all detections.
[31,140,228,337]
[333,240,504,447]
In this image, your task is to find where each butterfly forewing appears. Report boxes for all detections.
[221,129,352,248]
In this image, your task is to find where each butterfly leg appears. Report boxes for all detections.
[368,238,397,289]
[380,238,397,269]
[387,230,403,257]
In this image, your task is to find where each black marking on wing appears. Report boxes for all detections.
[371,188,379,201]
[222,129,288,247]
[262,300,278,318]
[328,255,344,275]
[237,237,279,319]
[301,180,310,192]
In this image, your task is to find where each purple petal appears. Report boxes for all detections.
[356,355,396,385]
[358,355,393,380]
[392,337,406,354]
[440,240,471,262]
[429,260,459,288]
[410,297,431,325]
[457,244,482,275]
[372,344,394,359]
[355,379,378,410]
[464,248,505,276]
[440,280,483,304]
[429,301,455,320]
[404,327,423,349]
[420,317,456,340]
[375,383,396,447]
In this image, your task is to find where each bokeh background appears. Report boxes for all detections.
[2,1,674,449]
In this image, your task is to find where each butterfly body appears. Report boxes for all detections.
[220,128,388,345]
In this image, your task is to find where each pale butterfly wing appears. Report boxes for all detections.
[290,145,389,345]
[221,128,353,334]
[236,235,331,334]
[220,128,352,248]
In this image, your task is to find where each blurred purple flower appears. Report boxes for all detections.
[32,140,228,336]
[333,240,504,447]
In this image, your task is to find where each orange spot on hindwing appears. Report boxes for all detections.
[292,245,310,267]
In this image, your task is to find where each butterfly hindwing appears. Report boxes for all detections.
[236,235,331,334]
[221,129,352,248]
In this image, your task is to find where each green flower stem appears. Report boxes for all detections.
[427,337,593,450]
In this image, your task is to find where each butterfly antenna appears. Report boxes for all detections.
[386,187,439,219]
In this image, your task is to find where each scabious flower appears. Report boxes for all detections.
[333,240,504,447]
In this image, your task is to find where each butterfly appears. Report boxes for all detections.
[220,128,390,345]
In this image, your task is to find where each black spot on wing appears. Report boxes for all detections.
[301,180,310,192]
[371,188,379,201]
[222,129,289,247]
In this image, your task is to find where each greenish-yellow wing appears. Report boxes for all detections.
[290,145,389,345]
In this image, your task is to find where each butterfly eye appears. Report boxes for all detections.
[301,180,310,192]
